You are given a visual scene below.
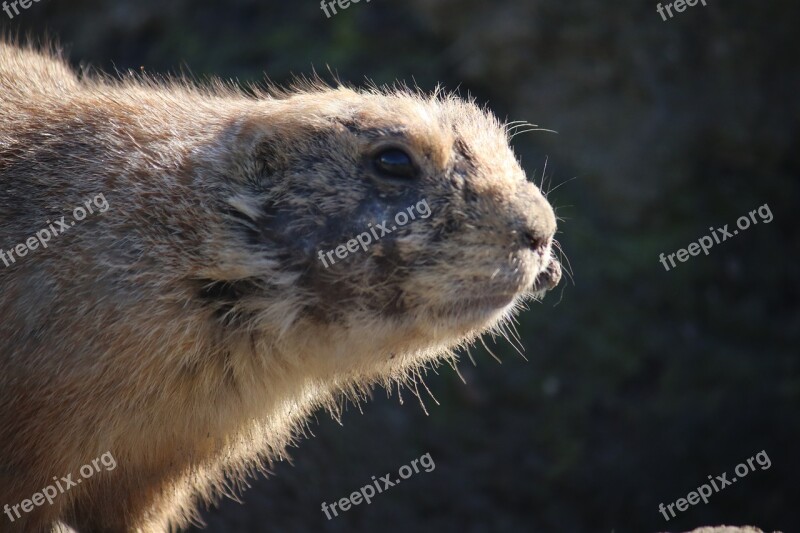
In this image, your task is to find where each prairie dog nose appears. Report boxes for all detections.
[516,183,557,253]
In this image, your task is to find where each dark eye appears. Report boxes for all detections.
[373,149,417,179]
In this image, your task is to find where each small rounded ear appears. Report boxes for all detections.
[212,116,292,187]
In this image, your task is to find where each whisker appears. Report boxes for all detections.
[479,336,503,364]
[547,175,580,196]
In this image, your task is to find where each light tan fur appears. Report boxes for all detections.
[0,40,561,532]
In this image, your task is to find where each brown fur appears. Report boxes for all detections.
[0,40,561,532]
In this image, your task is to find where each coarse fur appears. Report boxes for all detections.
[0,39,562,532]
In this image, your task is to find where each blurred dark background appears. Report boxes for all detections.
[4,1,798,531]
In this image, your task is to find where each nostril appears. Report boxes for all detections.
[523,231,550,254]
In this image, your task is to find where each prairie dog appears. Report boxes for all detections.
[0,41,562,532]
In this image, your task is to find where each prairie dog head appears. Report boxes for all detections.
[199,85,560,377]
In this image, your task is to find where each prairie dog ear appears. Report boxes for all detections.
[215,115,295,186]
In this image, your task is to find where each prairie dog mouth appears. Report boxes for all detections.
[435,256,563,322]
[532,259,562,293]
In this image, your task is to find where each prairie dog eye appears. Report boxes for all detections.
[373,148,417,179]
